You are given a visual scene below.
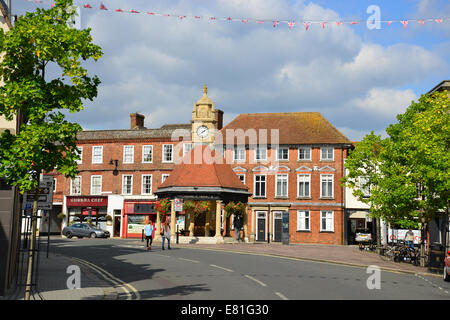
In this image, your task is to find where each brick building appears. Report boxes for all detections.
[50,86,353,244]
[219,112,353,244]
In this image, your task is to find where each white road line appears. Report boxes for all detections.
[72,257,141,300]
[244,275,267,287]
[274,292,289,300]
[210,264,234,272]
[179,258,200,263]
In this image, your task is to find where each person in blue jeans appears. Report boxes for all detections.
[162,222,171,250]
[144,220,154,251]
[404,228,415,251]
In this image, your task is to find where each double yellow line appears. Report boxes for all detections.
[71,257,141,300]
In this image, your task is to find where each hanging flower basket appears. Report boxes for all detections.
[156,198,171,222]
[224,201,246,218]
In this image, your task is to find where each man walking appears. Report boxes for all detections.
[145,220,154,251]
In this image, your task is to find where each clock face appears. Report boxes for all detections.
[196,125,209,139]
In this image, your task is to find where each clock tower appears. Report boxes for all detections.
[191,85,223,145]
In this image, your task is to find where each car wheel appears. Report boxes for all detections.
[444,266,450,282]
[66,232,72,239]
[90,232,96,239]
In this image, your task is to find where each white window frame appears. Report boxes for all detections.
[90,175,102,195]
[142,145,153,163]
[320,211,334,232]
[297,174,311,198]
[297,210,310,231]
[320,147,334,161]
[163,144,174,163]
[161,174,170,183]
[277,147,289,161]
[92,146,103,164]
[237,174,245,185]
[254,147,267,161]
[123,145,134,164]
[254,174,266,198]
[122,175,133,195]
[141,174,152,195]
[275,174,288,197]
[298,146,311,161]
[70,176,82,195]
[320,174,334,198]
[76,146,83,164]
[183,143,192,157]
[233,147,246,162]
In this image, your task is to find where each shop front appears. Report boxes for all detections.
[123,200,157,238]
[66,196,108,229]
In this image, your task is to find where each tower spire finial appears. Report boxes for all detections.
[203,84,207,95]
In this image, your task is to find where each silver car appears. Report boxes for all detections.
[63,223,110,239]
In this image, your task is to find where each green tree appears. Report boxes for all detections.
[386,90,450,222]
[0,0,102,299]
[0,0,102,192]
[342,91,450,253]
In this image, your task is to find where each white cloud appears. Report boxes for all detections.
[350,88,417,117]
[28,0,446,136]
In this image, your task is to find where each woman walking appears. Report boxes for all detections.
[162,222,171,250]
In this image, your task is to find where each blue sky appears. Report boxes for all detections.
[13,0,450,140]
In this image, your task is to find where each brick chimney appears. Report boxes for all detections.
[130,113,145,130]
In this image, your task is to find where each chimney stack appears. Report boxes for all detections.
[130,113,145,130]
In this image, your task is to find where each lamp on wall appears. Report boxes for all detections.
[110,159,119,176]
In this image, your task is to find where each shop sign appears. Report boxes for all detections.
[66,196,108,207]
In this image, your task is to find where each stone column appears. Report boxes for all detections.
[250,208,255,242]
[155,211,161,241]
[189,212,194,236]
[170,200,176,242]
[215,200,223,241]
[205,204,211,237]
[243,204,249,242]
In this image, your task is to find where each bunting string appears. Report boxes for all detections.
[24,0,449,30]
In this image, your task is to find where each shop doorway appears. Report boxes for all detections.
[114,216,121,237]
[273,211,283,242]
[256,211,266,242]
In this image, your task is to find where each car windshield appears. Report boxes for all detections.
[356,229,371,233]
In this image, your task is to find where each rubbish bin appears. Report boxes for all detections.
[428,242,445,273]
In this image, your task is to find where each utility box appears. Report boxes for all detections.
[428,242,445,273]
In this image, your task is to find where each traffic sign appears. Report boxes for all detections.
[22,176,54,210]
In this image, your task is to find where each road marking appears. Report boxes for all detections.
[274,292,289,300]
[244,275,267,287]
[415,273,449,295]
[179,258,200,263]
[210,264,234,272]
[72,257,141,300]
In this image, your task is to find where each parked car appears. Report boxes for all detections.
[63,223,110,239]
[444,250,450,282]
[355,228,373,243]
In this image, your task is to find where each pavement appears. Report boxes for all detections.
[2,237,442,300]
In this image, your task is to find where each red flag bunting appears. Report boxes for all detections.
[322,22,326,29]
[336,21,342,26]
[84,4,92,8]
[388,21,392,26]
[288,21,295,29]
[304,22,309,30]
[131,10,139,13]
[100,3,107,10]
[273,21,279,28]
[116,9,123,12]
[419,19,424,25]
[435,19,443,23]
[401,20,408,28]
[242,19,248,23]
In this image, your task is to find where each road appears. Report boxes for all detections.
[49,238,450,300]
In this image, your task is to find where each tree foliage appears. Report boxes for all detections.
[0,0,102,192]
[342,90,450,224]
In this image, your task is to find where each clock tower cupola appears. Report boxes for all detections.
[191,85,223,145]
